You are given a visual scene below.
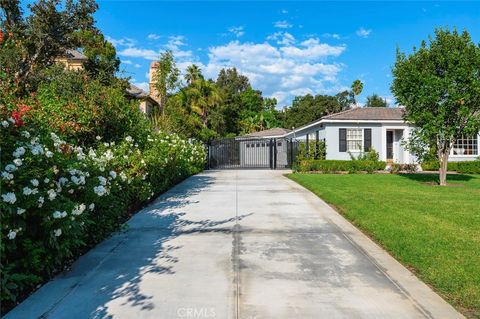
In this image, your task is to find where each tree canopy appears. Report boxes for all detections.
[391,27,480,185]
[365,94,388,107]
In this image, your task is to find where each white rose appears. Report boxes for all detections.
[22,187,33,196]
[17,208,26,215]
[31,179,39,187]
[13,159,23,166]
[7,230,17,240]
[54,229,62,237]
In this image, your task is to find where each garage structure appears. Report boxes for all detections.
[207,128,300,169]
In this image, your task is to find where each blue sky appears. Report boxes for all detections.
[94,1,480,107]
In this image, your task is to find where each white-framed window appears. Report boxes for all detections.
[452,135,478,156]
[347,128,363,151]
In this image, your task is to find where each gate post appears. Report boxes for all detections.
[273,138,277,170]
[306,134,310,157]
[315,130,319,159]
[207,139,211,169]
[290,138,294,168]
[269,138,273,169]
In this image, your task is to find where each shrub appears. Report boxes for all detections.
[26,67,151,147]
[0,116,205,310]
[349,148,380,162]
[296,140,326,162]
[295,160,386,173]
[421,160,480,174]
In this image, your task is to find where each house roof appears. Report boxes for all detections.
[64,49,88,61]
[322,107,405,121]
[126,84,159,106]
[126,84,150,99]
[243,127,292,138]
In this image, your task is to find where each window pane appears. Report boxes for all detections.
[453,135,478,155]
[346,129,363,151]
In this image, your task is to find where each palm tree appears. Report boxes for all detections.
[351,79,364,107]
[188,80,222,126]
[185,64,203,85]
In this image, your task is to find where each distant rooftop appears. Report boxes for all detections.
[64,49,88,61]
[322,107,405,121]
[243,127,292,138]
[126,84,150,99]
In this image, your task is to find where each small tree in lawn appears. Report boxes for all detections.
[391,28,480,186]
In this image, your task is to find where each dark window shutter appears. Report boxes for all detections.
[339,128,347,152]
[364,128,372,151]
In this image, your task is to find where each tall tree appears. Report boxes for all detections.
[184,64,203,85]
[76,29,120,83]
[365,94,388,107]
[187,79,222,127]
[392,27,480,186]
[152,50,180,110]
[0,0,98,94]
[351,79,364,106]
[335,90,355,110]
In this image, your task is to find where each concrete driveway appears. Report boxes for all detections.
[6,170,463,319]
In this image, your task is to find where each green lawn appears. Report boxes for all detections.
[288,173,480,318]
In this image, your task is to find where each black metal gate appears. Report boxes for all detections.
[206,137,300,169]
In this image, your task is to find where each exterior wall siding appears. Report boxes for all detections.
[284,120,478,164]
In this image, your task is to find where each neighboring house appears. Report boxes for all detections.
[125,84,159,115]
[55,50,160,114]
[247,108,479,164]
[54,49,88,71]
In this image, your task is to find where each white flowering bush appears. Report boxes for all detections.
[0,119,205,305]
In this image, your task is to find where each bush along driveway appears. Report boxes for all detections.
[288,173,480,318]
[6,170,463,319]
[0,122,205,314]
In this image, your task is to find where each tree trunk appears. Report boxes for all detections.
[438,151,449,186]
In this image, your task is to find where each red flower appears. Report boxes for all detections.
[0,30,3,44]
[11,104,31,127]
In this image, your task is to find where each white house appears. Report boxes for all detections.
[258,108,478,164]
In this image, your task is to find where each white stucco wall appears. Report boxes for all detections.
[323,123,384,160]
[284,120,478,164]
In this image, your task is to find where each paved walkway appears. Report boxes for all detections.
[6,170,463,319]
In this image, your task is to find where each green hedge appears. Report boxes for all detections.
[295,160,386,173]
[422,161,480,174]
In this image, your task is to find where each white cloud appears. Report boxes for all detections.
[274,20,292,29]
[201,39,345,105]
[118,33,347,106]
[118,47,159,60]
[228,26,245,38]
[134,64,141,68]
[122,60,133,64]
[323,33,342,39]
[281,38,345,60]
[147,33,161,40]
[267,31,295,46]
[281,9,288,14]
[117,35,192,61]
[106,36,136,48]
[356,27,372,38]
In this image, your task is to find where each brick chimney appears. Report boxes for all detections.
[149,61,161,105]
